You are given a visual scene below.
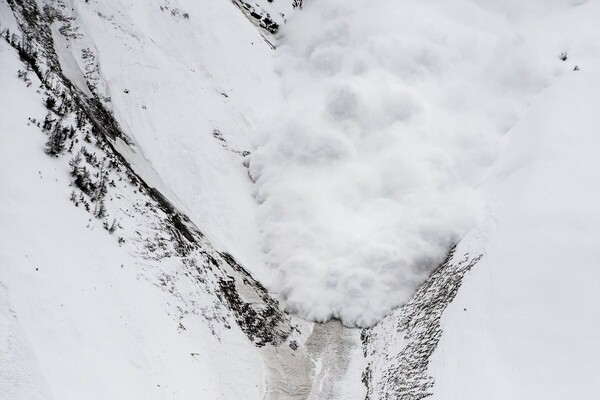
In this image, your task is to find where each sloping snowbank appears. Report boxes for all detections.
[430,2,600,396]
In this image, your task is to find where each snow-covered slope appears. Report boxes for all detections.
[0,34,286,400]
[429,32,600,399]
[31,0,294,284]
[0,1,310,398]
[2,0,600,398]
[361,2,600,398]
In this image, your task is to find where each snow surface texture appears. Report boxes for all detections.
[429,4,600,397]
[249,0,574,326]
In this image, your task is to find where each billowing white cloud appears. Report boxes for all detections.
[250,0,557,327]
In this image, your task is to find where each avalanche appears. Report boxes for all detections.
[250,0,560,327]
[2,0,600,398]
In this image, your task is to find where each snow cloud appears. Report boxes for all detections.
[250,0,558,327]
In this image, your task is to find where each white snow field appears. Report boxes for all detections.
[2,0,600,398]
[430,9,600,397]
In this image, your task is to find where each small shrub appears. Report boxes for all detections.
[559,51,568,61]
[45,96,56,110]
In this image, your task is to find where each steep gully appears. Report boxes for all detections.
[3,0,481,398]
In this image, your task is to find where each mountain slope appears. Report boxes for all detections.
[430,45,600,399]
[2,0,600,399]
[0,2,308,398]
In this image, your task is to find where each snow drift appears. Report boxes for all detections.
[249,0,564,326]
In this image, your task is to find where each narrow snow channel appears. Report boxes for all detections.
[261,321,366,400]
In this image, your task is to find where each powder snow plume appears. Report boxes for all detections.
[249,0,560,327]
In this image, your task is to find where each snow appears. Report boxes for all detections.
[249,0,567,327]
[3,0,600,397]
[305,322,366,400]
[429,2,600,397]
[49,22,93,98]
[0,43,54,400]
[59,0,286,284]
[0,38,267,400]
[1,1,370,398]
[0,0,18,35]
